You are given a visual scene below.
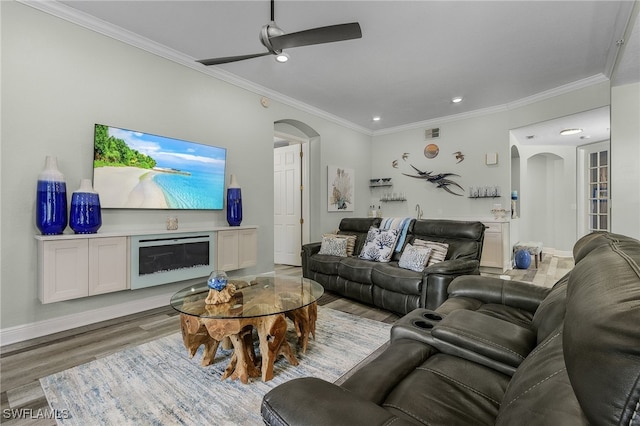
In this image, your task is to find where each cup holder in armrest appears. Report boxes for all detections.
[391,309,446,345]
[412,319,434,330]
[423,312,443,321]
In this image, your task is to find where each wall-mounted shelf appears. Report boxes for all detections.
[468,196,501,199]
[381,198,406,202]
[370,178,393,187]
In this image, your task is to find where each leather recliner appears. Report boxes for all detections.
[262,232,640,425]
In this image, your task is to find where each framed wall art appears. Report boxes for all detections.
[328,165,354,211]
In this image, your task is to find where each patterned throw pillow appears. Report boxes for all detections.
[318,236,348,257]
[413,239,449,266]
[359,227,400,263]
[398,244,433,272]
[322,233,357,256]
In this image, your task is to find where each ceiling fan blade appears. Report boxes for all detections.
[269,22,362,51]
[197,51,272,66]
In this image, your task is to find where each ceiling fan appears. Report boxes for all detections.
[196,0,362,66]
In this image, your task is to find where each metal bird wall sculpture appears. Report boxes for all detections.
[403,164,464,196]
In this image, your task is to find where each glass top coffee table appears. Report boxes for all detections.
[170,273,324,383]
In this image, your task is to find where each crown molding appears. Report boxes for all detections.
[372,74,609,137]
[16,0,612,139]
[17,0,373,136]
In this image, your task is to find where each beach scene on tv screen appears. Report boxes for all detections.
[93,124,226,209]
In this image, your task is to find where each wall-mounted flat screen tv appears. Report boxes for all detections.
[93,124,226,210]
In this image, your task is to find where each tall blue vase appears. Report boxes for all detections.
[226,174,242,226]
[36,156,68,235]
[70,179,102,234]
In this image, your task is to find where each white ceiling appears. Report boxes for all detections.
[25,0,639,135]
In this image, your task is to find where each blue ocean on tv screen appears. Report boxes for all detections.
[154,169,224,209]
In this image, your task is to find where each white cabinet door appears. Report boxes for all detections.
[480,221,510,271]
[216,228,258,271]
[89,237,129,295]
[217,230,240,271]
[238,228,258,269]
[39,239,89,303]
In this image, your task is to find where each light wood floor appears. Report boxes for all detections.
[0,256,571,425]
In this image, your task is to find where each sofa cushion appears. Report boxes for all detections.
[338,257,376,285]
[359,227,400,262]
[323,233,357,256]
[398,243,432,272]
[318,236,348,257]
[496,329,588,425]
[411,219,485,261]
[414,239,449,266]
[307,254,342,276]
[371,262,422,295]
[337,217,382,256]
[385,353,510,426]
[531,273,569,344]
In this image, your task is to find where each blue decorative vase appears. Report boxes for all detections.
[226,174,242,226]
[69,179,102,234]
[207,270,228,291]
[36,156,68,235]
[514,249,531,269]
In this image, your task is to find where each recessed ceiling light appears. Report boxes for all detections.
[275,52,289,63]
[526,135,535,140]
[451,96,463,103]
[560,128,583,136]
[372,116,381,122]
[580,135,591,140]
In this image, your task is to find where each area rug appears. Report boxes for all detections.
[41,307,391,426]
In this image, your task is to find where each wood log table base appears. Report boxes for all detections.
[180,307,315,384]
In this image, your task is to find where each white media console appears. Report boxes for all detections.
[35,225,257,304]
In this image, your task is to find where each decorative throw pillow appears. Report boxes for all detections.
[414,239,449,266]
[318,236,348,257]
[323,233,357,256]
[398,244,432,272]
[359,227,400,263]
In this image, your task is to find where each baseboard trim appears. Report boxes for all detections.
[0,292,175,347]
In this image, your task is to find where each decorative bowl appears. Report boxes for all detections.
[207,270,228,291]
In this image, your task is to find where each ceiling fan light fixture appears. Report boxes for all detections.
[275,52,289,63]
[560,128,583,136]
[451,96,463,104]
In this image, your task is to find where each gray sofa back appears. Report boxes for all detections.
[409,219,485,261]
[337,217,382,256]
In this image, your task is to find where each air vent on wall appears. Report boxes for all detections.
[425,128,440,140]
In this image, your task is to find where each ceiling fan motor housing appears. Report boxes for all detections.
[261,23,285,54]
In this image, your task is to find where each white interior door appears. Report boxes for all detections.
[578,141,610,238]
[274,144,302,265]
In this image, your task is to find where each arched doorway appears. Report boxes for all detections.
[273,120,319,265]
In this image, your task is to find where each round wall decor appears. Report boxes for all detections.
[424,143,439,159]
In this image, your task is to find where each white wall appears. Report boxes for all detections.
[611,82,640,238]
[0,1,371,333]
[371,83,610,253]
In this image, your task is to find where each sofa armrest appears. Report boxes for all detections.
[421,259,480,310]
[301,242,322,278]
[261,377,415,426]
[430,309,536,376]
[448,275,551,313]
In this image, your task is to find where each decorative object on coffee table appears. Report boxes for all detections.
[36,156,68,235]
[227,174,242,226]
[69,179,102,234]
[206,270,236,304]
